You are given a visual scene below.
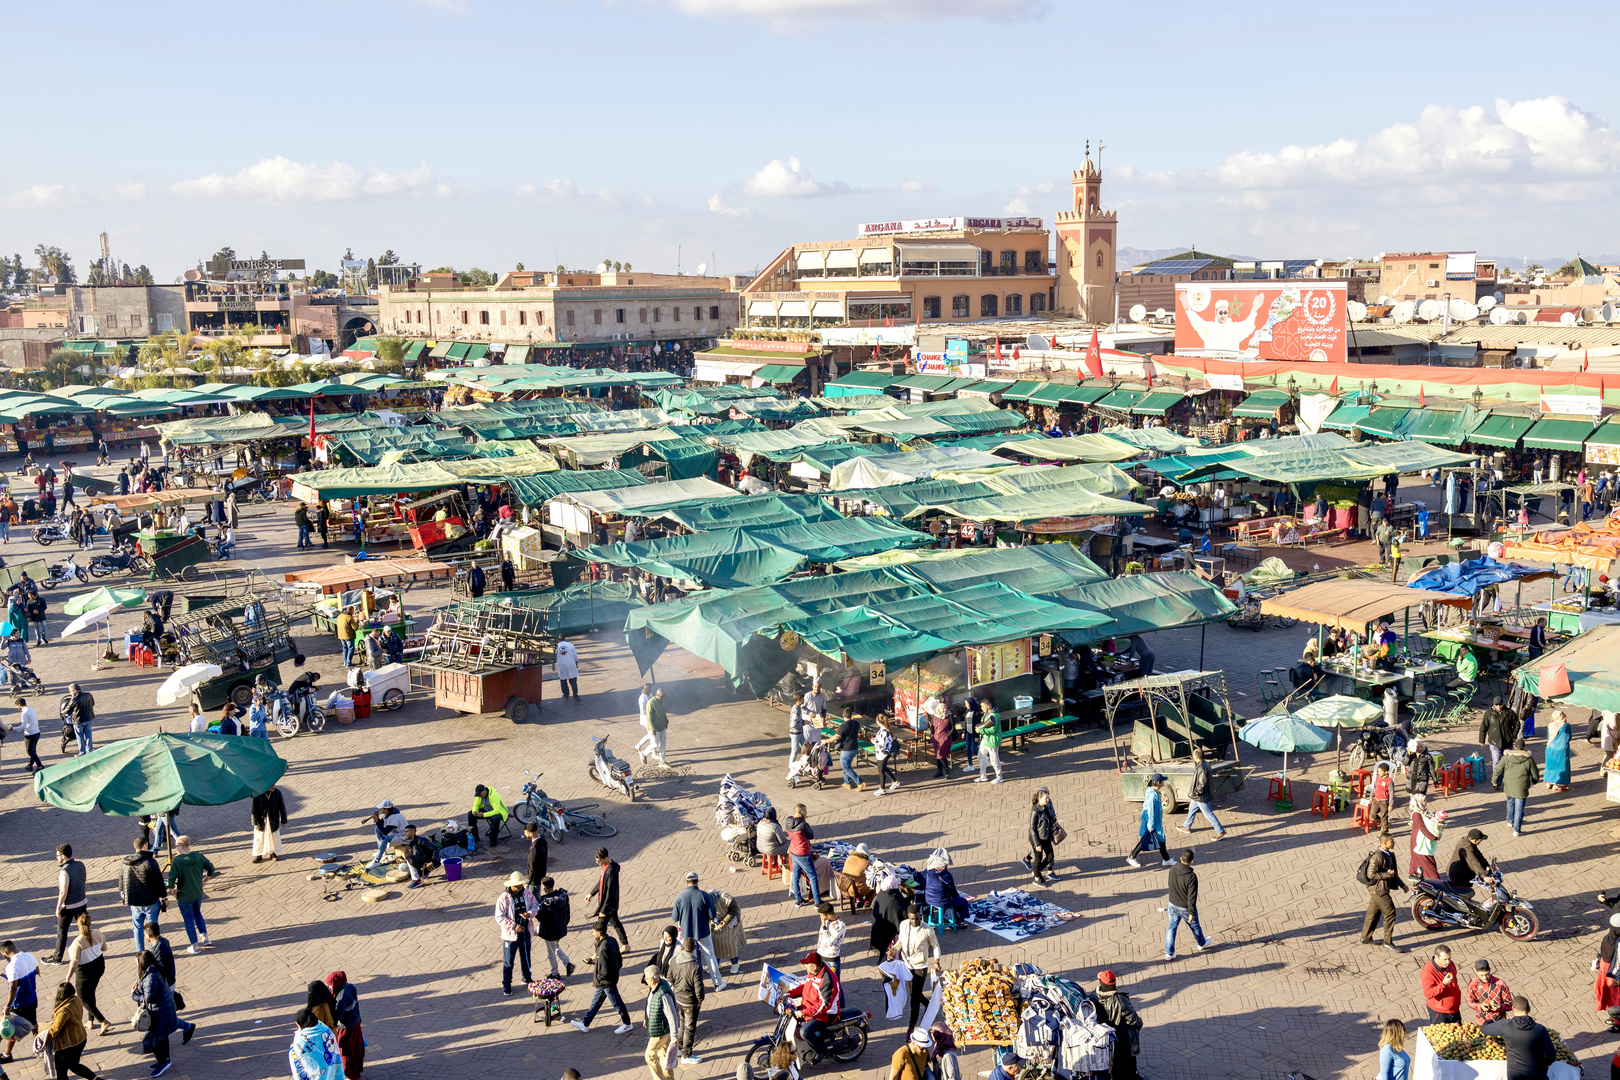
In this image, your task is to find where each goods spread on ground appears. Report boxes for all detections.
[940,958,1022,1044]
[1422,1023,1581,1067]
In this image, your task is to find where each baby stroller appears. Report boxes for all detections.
[722,820,760,866]
[786,740,829,790]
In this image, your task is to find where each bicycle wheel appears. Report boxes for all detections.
[569,816,616,838]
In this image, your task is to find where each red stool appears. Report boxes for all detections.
[1268,775,1292,802]
[1352,800,1374,833]
[1350,768,1374,798]
[760,853,786,881]
[1437,764,1460,797]
[1309,788,1336,819]
[134,646,156,669]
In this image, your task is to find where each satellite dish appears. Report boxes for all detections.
[1391,301,1415,324]
[1153,308,1167,320]
[1478,295,1496,311]
[1493,291,1504,303]
[596,261,609,273]
[1560,311,1578,326]
[695,263,708,276]
[1489,307,1512,325]
[1581,306,1598,323]
[1129,304,1147,322]
[1376,294,1391,305]
[183,269,202,282]
[1026,334,1049,350]
[1449,298,1479,321]
[1532,275,1544,286]
[1602,302,1616,322]
[1416,299,1442,321]
[1514,310,1529,324]
[1346,300,1367,322]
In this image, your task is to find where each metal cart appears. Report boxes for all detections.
[169,594,300,710]
[406,601,552,718]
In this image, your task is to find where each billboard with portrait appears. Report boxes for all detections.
[1174,281,1347,362]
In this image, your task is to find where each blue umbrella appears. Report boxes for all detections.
[1239,715,1333,784]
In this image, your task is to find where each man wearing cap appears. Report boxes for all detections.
[783,951,840,1066]
[640,963,680,1080]
[889,1028,932,1080]
[670,871,725,991]
[496,872,538,997]
[468,784,508,849]
[368,800,408,866]
[987,1051,1024,1080]
[1465,958,1514,1026]
[1093,971,1143,1080]
[1448,829,1492,899]
[667,939,705,1065]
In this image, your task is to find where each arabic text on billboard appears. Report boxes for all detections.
[856,216,1041,237]
[1174,282,1347,363]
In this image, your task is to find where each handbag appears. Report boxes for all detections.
[1053,824,1068,846]
[172,989,186,1011]
[134,1007,152,1032]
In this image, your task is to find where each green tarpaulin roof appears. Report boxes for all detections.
[773,443,890,473]
[507,469,649,505]
[829,446,1009,490]
[825,371,899,391]
[656,493,844,531]
[1051,572,1240,643]
[445,342,471,359]
[547,428,685,466]
[1027,383,1112,406]
[710,429,838,462]
[619,436,718,481]
[753,364,806,384]
[1514,624,1620,711]
[1231,389,1293,419]
[1469,414,1537,448]
[957,380,1014,396]
[843,478,998,517]
[900,486,1151,524]
[995,433,1137,462]
[1320,404,1372,432]
[560,477,737,517]
[1093,389,1144,411]
[1099,427,1200,452]
[403,341,428,362]
[1522,417,1596,452]
[997,380,1048,402]
[1130,390,1187,416]
[1355,407,1414,440]
[33,732,286,817]
[1406,408,1475,446]
[1585,420,1620,448]
[292,455,562,499]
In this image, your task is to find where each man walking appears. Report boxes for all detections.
[671,871,726,991]
[294,503,311,550]
[15,696,41,773]
[1164,849,1213,960]
[1176,747,1228,839]
[667,939,704,1065]
[120,836,167,953]
[1479,697,1518,770]
[555,638,579,699]
[570,922,634,1034]
[588,848,629,946]
[525,821,548,892]
[1422,946,1463,1023]
[496,872,537,997]
[1492,735,1540,837]
[787,698,807,767]
[61,683,93,755]
[250,783,287,862]
[47,843,89,964]
[834,709,863,791]
[536,876,574,979]
[1,940,39,1061]
[640,964,680,1080]
[1358,831,1407,953]
[645,688,670,766]
[636,683,657,762]
[167,836,217,954]
[975,698,1003,784]
[1481,996,1558,1080]
[336,607,357,668]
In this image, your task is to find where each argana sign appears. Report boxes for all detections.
[856,216,1042,237]
[1175,281,1347,363]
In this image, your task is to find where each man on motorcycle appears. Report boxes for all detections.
[1447,829,1492,901]
[784,950,841,1065]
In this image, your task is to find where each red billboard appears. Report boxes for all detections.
[1174,281,1347,363]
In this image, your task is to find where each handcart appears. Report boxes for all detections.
[170,595,300,710]
[363,663,410,711]
[149,535,214,583]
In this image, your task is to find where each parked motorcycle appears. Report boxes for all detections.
[1346,725,1409,773]
[1411,861,1538,940]
[88,541,150,579]
[31,520,70,546]
[589,735,637,801]
[511,770,571,842]
[746,998,870,1073]
[40,555,87,589]
[268,682,326,737]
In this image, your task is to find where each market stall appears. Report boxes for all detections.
[406,601,552,717]
[1412,1023,1580,1080]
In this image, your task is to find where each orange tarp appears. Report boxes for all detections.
[1260,579,1470,629]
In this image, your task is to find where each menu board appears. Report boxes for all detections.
[967,638,1032,687]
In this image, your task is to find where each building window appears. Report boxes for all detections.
[639,308,648,323]
[1030,292,1046,313]
[594,309,602,324]
[951,295,970,318]
[922,296,942,319]
[980,294,998,317]
[709,305,720,320]
[1096,251,1104,268]
[980,250,993,276]
[519,310,527,326]
[157,314,173,331]
[499,309,507,326]
[567,310,576,326]
[480,310,490,325]
[670,307,680,322]
[461,311,469,324]
[1024,250,1044,273]
[1005,293,1022,316]
[616,308,626,324]
[693,306,702,321]
[999,250,1016,276]
[537,311,545,325]
[652,307,661,323]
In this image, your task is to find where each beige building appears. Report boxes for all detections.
[376,275,740,346]
[1053,154,1117,322]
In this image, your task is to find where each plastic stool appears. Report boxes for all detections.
[760,853,786,882]
[926,904,960,932]
[1352,800,1374,833]
[1309,788,1336,820]
[1350,768,1374,798]
[1268,775,1291,801]
[1437,764,1459,797]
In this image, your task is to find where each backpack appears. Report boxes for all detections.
[1356,850,1379,887]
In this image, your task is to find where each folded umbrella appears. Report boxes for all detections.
[157,663,223,707]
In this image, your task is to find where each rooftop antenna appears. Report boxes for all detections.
[1097,141,1105,175]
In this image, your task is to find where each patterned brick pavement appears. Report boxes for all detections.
[0,483,1612,1080]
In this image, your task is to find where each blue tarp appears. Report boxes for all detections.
[1405,556,1547,597]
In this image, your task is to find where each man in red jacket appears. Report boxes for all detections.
[1421,945,1463,1023]
[785,950,841,1065]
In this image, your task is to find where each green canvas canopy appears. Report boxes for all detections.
[1354,407,1415,440]
[1099,427,1200,452]
[1522,417,1596,452]
[1514,624,1620,711]
[507,468,649,505]
[618,436,718,481]
[1405,408,1476,446]
[1231,389,1292,419]
[1093,389,1144,412]
[655,493,843,531]
[1320,404,1372,432]
[997,380,1048,403]
[1131,390,1188,416]
[34,732,287,817]
[1468,413,1536,448]
[993,433,1137,463]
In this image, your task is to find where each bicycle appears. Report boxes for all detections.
[510,771,616,842]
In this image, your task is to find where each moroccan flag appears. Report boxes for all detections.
[1418,385,1426,407]
[1329,376,1338,396]
[1085,327,1104,379]
[1584,350,1590,372]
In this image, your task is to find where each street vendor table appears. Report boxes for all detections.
[1411,1028,1579,1080]
[1423,629,1528,655]
[1315,658,1456,701]
[1533,600,1620,635]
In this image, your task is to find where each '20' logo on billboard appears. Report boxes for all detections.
[1303,290,1337,326]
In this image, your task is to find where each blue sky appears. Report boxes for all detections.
[3,0,1616,281]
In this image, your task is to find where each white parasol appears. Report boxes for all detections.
[156,663,223,707]
[61,603,118,638]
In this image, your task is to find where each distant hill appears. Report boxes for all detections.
[1116,247,1179,271]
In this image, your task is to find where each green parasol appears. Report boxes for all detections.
[63,586,149,616]
[1239,715,1332,786]
[1290,695,1384,771]
[33,732,286,817]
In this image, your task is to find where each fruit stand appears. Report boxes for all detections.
[1414,1023,1581,1080]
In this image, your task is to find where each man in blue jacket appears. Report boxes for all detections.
[670,871,726,991]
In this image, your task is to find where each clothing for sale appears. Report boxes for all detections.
[965,888,1079,942]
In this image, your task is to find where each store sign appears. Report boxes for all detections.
[1539,393,1603,417]
[1175,281,1348,363]
[914,352,948,371]
[728,339,813,354]
[204,257,305,273]
[869,660,885,686]
[1588,443,1620,466]
[856,216,1044,237]
[1204,372,1246,392]
[967,638,1032,687]
[217,298,259,311]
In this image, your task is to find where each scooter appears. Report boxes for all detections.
[589,735,637,801]
[1411,861,1538,940]
[268,682,327,737]
[511,770,571,842]
[31,520,70,546]
[746,999,870,1073]
[40,555,87,589]
[88,541,150,579]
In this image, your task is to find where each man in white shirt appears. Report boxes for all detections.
[802,682,827,720]
[188,704,208,733]
[623,518,639,544]
[634,683,657,762]
[17,697,42,773]
[370,799,409,865]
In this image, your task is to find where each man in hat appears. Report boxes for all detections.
[1465,958,1514,1026]
[496,871,538,996]
[670,871,725,991]
[987,1051,1024,1080]
[1093,971,1143,1080]
[890,1027,932,1080]
[783,951,840,1066]
[368,799,408,866]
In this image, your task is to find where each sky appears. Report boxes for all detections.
[3,0,1617,283]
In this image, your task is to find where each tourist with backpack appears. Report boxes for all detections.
[1358,831,1407,952]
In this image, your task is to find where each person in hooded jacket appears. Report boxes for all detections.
[870,872,908,960]
[120,836,167,953]
[324,972,363,1079]
[1480,996,1557,1080]
[1492,735,1541,837]
[1093,970,1143,1080]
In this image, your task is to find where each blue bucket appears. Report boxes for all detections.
[443,857,463,882]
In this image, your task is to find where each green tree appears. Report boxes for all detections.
[133,329,190,389]
[35,244,75,283]
[10,253,24,287]
[612,261,622,272]
[374,336,406,374]
[379,250,399,266]
[366,257,377,289]
[86,263,107,286]
[134,265,154,286]
[121,262,133,282]
[464,268,495,286]
[623,262,632,272]
[40,348,83,390]
[555,263,565,274]
[212,246,236,263]
[311,269,338,290]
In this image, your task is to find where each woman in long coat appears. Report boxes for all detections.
[928,699,952,779]
[1544,710,1573,791]
[708,889,746,977]
[870,872,908,959]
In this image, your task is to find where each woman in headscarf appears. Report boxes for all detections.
[1544,710,1573,792]
[922,852,970,923]
[928,698,952,780]
[650,924,680,977]
[870,872,908,960]
[131,949,183,1076]
[306,979,338,1033]
[929,1020,962,1080]
[709,889,746,978]
[325,972,363,1079]
[289,1007,344,1080]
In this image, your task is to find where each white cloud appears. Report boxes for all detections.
[647,0,1048,31]
[707,194,752,218]
[1013,181,1056,198]
[898,180,937,192]
[741,156,850,198]
[1003,197,1031,214]
[514,180,652,208]
[102,183,147,203]
[170,157,444,204]
[1122,96,1620,252]
[4,184,85,210]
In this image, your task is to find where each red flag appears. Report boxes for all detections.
[1084,328,1104,379]
[1584,350,1590,372]
[1418,384,1426,407]
[1329,376,1338,396]
[309,396,317,444]
[1013,346,1021,364]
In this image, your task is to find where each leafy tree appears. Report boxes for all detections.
[35,244,75,283]
[86,263,107,286]
[555,263,565,274]
[212,246,236,263]
[623,262,631,272]
[134,265,154,286]
[428,266,454,274]
[121,262,132,282]
[463,268,495,286]
[366,257,377,289]
[310,269,338,290]
[0,255,9,287]
[374,336,406,373]
[379,250,399,266]
[514,261,525,272]
[40,348,84,390]
[612,261,622,272]
[343,248,354,262]
[10,253,24,287]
